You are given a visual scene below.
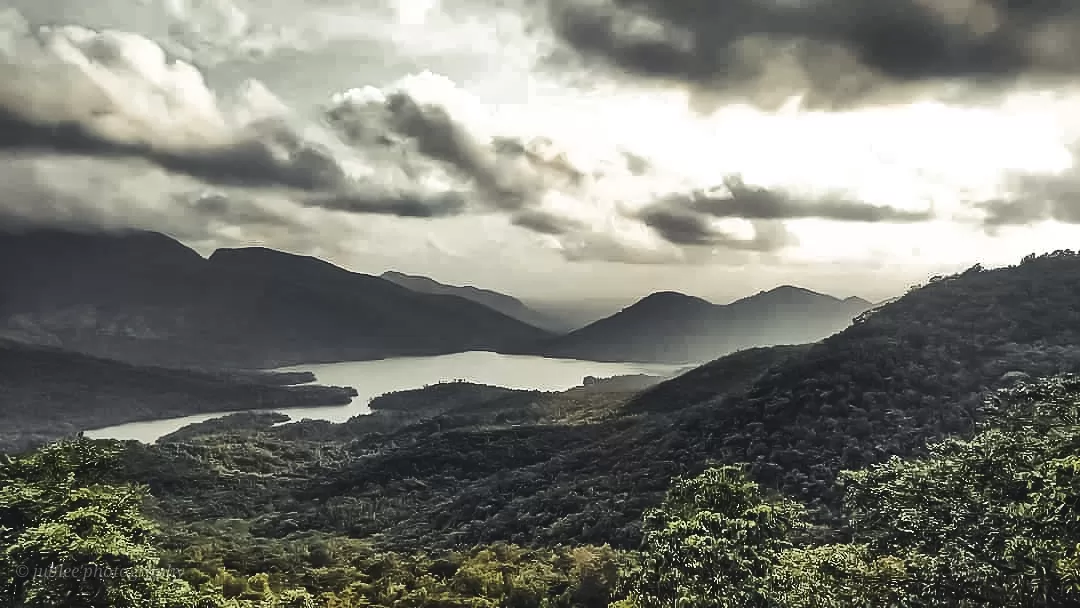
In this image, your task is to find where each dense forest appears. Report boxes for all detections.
[6,250,1080,606]
[97,250,1080,553]
[4,374,1080,606]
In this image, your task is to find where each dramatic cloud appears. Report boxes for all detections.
[302,190,467,217]
[546,0,1080,108]
[324,75,586,211]
[637,206,774,249]
[0,154,319,243]
[547,220,788,264]
[510,208,589,235]
[0,11,708,263]
[7,0,1077,282]
[0,11,486,230]
[978,170,1080,228]
[0,13,348,191]
[640,176,933,226]
[0,11,675,259]
[627,176,933,253]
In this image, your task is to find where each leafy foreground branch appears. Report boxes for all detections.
[5,375,1080,607]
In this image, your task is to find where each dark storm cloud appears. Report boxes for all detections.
[639,176,932,226]
[546,0,1080,108]
[963,140,1080,228]
[0,108,349,192]
[325,89,586,211]
[0,102,467,223]
[978,174,1080,227]
[636,205,792,251]
[492,136,586,185]
[303,190,468,217]
[511,208,589,235]
[636,206,726,246]
[383,93,530,208]
[0,15,483,227]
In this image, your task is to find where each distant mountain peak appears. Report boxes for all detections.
[0,226,204,268]
[1,230,551,368]
[619,291,716,317]
[380,271,571,333]
[380,271,510,300]
[207,246,353,279]
[381,270,426,282]
[209,246,319,264]
[754,285,830,299]
[636,291,712,306]
[524,284,872,364]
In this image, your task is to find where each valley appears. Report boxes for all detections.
[6,1,1080,604]
[5,232,1080,607]
[85,352,682,443]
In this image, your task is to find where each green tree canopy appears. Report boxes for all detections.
[0,439,198,608]
[627,465,807,608]
[838,375,1080,607]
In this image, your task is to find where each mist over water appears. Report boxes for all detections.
[85,351,685,443]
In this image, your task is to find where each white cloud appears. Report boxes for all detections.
[0,11,272,151]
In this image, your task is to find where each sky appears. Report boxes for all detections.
[1,0,1079,305]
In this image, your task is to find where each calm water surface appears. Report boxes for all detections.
[85,351,683,443]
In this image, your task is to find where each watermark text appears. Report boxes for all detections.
[14,564,182,582]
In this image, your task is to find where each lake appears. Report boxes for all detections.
[85,351,685,443]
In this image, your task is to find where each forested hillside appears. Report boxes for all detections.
[90,250,1080,554]
[6,251,1080,607]
[5,374,1080,607]
[623,344,811,414]
[676,252,1080,512]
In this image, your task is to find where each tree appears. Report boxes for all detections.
[838,375,1080,607]
[767,543,913,608]
[0,439,199,608]
[627,465,807,608]
[632,375,1080,608]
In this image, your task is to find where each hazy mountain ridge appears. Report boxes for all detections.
[518,285,873,363]
[0,227,871,371]
[0,228,551,369]
[381,271,572,333]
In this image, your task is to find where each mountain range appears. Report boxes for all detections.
[516,287,873,363]
[380,271,572,333]
[8,224,1080,574]
[0,227,873,368]
[0,228,551,369]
